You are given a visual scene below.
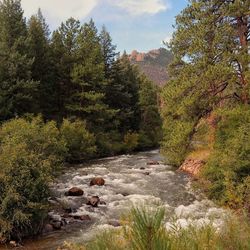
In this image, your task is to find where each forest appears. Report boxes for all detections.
[0,0,161,243]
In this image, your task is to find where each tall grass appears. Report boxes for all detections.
[61,207,250,250]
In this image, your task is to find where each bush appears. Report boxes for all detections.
[202,106,250,208]
[123,132,139,152]
[0,116,66,242]
[95,131,124,157]
[60,119,96,163]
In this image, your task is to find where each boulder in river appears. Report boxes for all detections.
[147,160,160,165]
[108,220,121,227]
[43,224,54,233]
[90,177,105,186]
[50,220,62,230]
[65,187,84,196]
[73,215,91,221]
[87,196,100,207]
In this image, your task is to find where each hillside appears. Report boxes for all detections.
[129,48,173,86]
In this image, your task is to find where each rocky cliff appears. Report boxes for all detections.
[129,48,173,86]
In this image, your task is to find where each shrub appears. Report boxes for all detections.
[0,116,66,242]
[202,106,250,208]
[66,207,250,250]
[0,116,67,171]
[95,131,124,157]
[123,132,139,152]
[60,119,96,163]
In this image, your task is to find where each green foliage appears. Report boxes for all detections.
[95,131,124,157]
[123,132,139,153]
[0,0,38,120]
[107,54,141,134]
[68,19,115,129]
[60,119,96,162]
[124,207,170,250]
[161,118,196,166]
[67,207,250,250]
[138,75,162,149]
[27,9,54,118]
[202,106,250,208]
[0,116,66,242]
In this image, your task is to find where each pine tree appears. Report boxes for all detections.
[27,9,54,117]
[50,18,81,120]
[99,25,118,78]
[69,19,114,130]
[107,54,140,133]
[161,0,249,165]
[138,75,162,148]
[0,0,38,120]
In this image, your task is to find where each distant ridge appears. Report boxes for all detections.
[128,48,173,86]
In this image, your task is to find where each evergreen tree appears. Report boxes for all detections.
[107,54,140,133]
[50,18,81,120]
[0,0,38,120]
[69,19,114,129]
[27,9,54,117]
[138,75,162,148]
[161,0,250,165]
[99,25,117,78]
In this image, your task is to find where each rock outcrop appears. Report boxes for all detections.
[128,48,173,86]
[179,159,205,177]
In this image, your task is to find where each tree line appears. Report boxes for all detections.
[0,0,162,155]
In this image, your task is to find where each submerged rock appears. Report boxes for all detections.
[90,177,105,186]
[73,215,91,221]
[108,220,121,227]
[65,187,84,196]
[87,196,100,207]
[147,160,160,165]
[50,221,62,230]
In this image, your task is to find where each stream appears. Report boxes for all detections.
[0,150,227,250]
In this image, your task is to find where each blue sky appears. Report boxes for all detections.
[21,0,188,53]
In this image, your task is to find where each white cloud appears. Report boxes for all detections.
[21,0,98,25]
[109,0,169,16]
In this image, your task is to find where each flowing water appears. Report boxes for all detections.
[0,150,227,250]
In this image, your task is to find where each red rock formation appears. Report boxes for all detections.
[179,159,205,177]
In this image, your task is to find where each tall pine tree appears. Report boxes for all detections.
[0,0,38,120]
[69,19,114,130]
[27,9,53,117]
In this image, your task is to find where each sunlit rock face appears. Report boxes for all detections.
[128,48,173,86]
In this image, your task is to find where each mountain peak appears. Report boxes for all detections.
[128,48,173,86]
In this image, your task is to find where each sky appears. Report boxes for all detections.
[21,0,188,53]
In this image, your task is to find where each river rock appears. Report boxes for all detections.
[144,172,150,175]
[147,160,160,165]
[43,224,54,233]
[100,200,107,205]
[108,220,121,227]
[65,187,84,196]
[73,215,91,221]
[9,241,19,248]
[90,177,105,186]
[48,213,62,222]
[87,196,100,207]
[140,167,146,170]
[50,221,62,230]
